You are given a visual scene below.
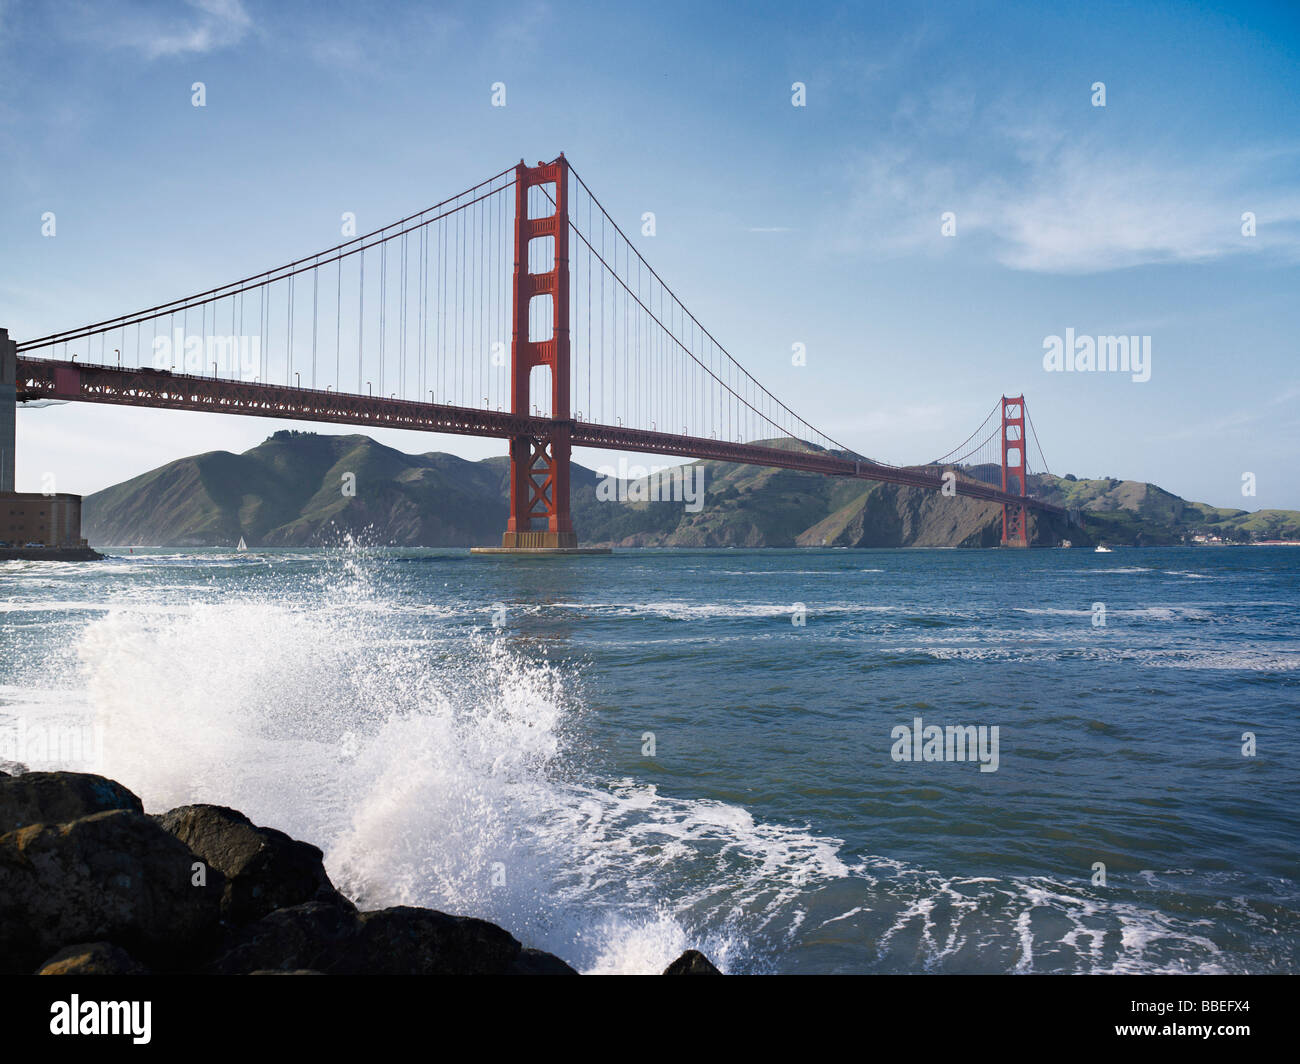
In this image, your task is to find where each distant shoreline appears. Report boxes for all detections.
[70,541,1300,553]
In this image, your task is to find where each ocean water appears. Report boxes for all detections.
[1,544,1296,974]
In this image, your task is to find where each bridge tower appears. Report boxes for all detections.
[1000,394,1029,547]
[497,155,580,550]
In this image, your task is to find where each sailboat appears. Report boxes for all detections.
[236,537,247,552]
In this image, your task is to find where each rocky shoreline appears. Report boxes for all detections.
[0,768,720,976]
[0,546,104,562]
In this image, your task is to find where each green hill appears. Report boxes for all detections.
[84,432,516,547]
[1027,473,1300,545]
[81,430,1298,549]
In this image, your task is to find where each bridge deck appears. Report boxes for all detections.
[15,357,1063,515]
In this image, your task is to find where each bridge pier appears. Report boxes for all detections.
[1,328,16,494]
[0,327,98,559]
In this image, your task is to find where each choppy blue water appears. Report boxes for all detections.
[1,545,1297,973]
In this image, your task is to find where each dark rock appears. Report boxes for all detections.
[0,760,28,776]
[662,949,722,975]
[510,947,580,975]
[346,906,525,975]
[37,942,149,975]
[211,901,538,975]
[0,772,590,977]
[154,804,346,923]
[0,771,143,834]
[207,900,362,974]
[0,809,224,974]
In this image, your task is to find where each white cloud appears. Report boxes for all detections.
[491,1,550,52]
[1157,380,1300,443]
[301,8,460,74]
[842,105,1300,274]
[63,0,252,60]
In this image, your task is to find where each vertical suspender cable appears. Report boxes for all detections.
[358,248,365,392]
[311,258,318,389]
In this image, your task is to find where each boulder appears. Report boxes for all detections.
[207,900,362,974]
[0,773,593,976]
[37,942,148,975]
[346,906,527,975]
[0,809,224,974]
[662,949,722,975]
[209,902,555,975]
[510,947,580,975]
[0,771,143,834]
[154,804,345,924]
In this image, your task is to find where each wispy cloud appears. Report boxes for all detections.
[1157,380,1300,442]
[61,0,252,60]
[841,101,1300,274]
[299,7,461,74]
[491,1,551,52]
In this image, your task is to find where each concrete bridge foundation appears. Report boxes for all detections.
[1,329,16,494]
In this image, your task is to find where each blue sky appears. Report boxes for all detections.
[2,0,1298,510]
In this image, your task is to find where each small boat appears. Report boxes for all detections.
[236,537,247,552]
[1094,545,1112,553]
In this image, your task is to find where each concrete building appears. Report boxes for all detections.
[1,493,89,548]
[0,328,95,556]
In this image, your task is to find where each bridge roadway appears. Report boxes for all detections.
[15,356,1065,516]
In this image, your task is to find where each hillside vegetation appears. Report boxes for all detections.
[82,430,1297,549]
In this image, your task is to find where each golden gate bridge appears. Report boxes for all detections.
[4,154,1066,550]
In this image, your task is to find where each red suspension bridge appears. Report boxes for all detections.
[4,154,1067,549]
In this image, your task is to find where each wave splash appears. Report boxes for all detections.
[68,551,844,972]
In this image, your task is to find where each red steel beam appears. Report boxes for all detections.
[16,356,1064,515]
[570,422,1064,514]
[16,356,546,439]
